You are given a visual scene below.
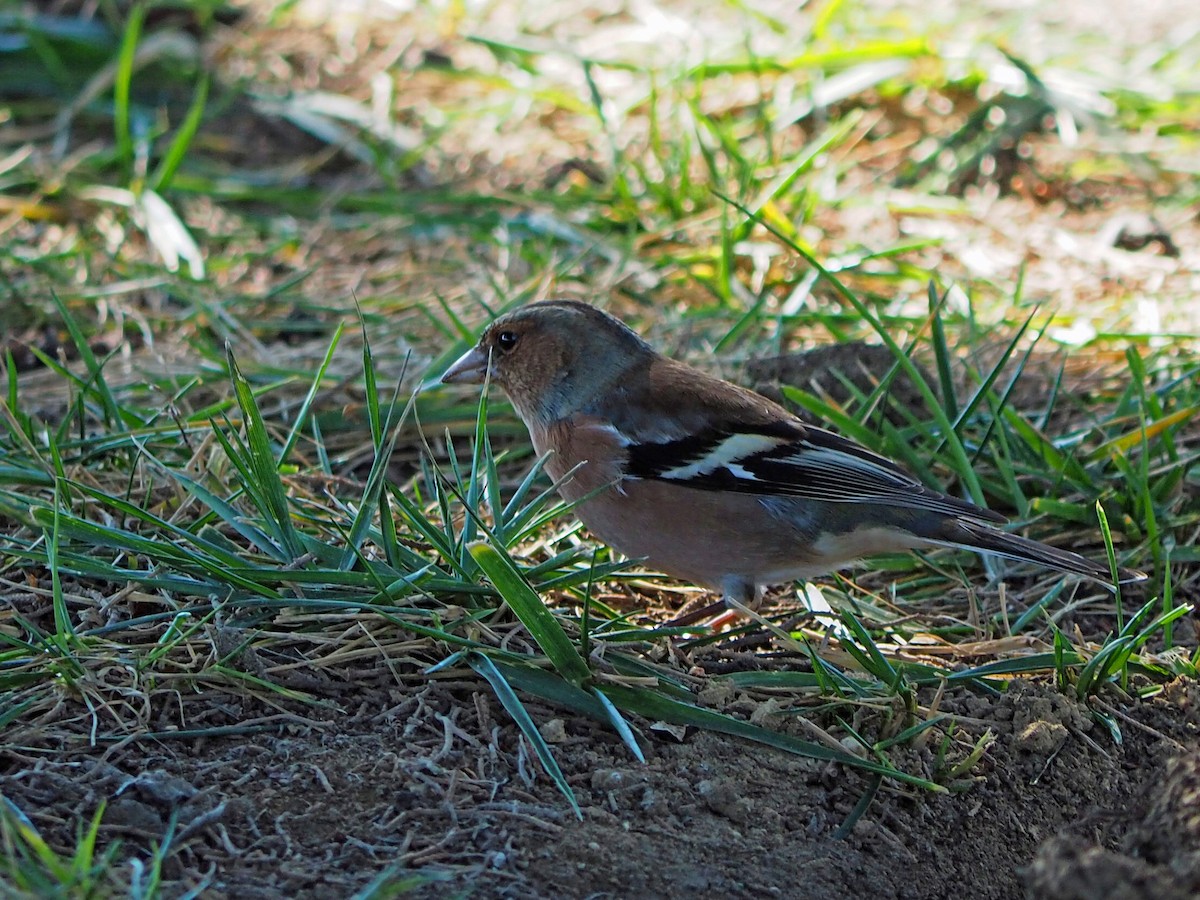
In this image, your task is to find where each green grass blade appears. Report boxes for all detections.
[467,653,582,819]
[600,682,943,790]
[50,293,129,429]
[469,541,591,687]
[280,322,345,466]
[226,346,303,559]
[832,773,882,839]
[151,73,209,192]
[48,480,78,645]
[113,3,145,171]
[1096,501,1122,626]
[927,282,958,421]
[592,686,646,763]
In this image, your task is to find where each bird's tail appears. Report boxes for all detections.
[930,518,1146,587]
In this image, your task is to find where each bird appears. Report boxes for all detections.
[440,299,1145,615]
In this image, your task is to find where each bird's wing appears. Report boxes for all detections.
[596,355,1004,523]
[624,418,1005,524]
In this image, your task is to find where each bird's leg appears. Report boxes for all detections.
[719,583,819,653]
[703,578,763,632]
[663,578,760,630]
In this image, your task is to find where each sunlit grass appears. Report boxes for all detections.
[1,0,1197,893]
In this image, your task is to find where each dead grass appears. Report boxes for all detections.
[1,0,1199,896]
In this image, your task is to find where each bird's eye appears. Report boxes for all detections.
[495,330,520,352]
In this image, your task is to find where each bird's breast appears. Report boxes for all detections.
[531,417,630,501]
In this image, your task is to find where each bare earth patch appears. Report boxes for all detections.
[3,0,1199,896]
[4,659,1199,897]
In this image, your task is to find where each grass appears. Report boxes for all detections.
[0,797,118,900]
[1,0,1198,894]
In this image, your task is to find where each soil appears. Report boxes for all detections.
[5,653,1199,898]
[3,0,1199,897]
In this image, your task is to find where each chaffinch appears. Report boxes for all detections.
[441,300,1144,609]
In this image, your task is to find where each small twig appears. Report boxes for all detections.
[1092,697,1187,752]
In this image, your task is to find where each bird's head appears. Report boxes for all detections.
[441,300,651,424]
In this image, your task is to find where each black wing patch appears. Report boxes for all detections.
[625,421,1004,523]
[625,419,801,480]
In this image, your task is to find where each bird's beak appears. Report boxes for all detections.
[440,346,490,385]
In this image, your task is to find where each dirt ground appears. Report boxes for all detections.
[4,0,1200,897]
[4,641,1199,898]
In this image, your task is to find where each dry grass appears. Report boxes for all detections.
[1,0,1199,895]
